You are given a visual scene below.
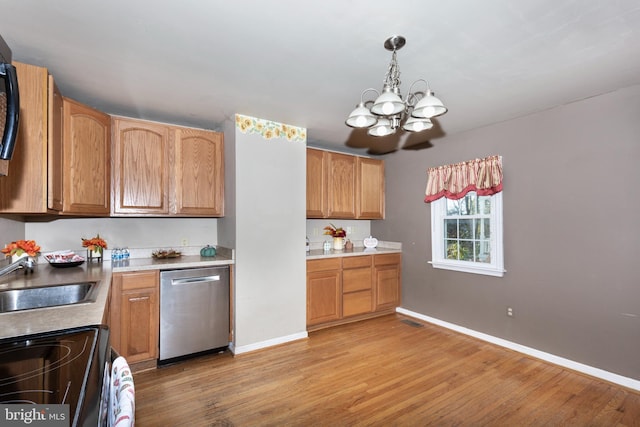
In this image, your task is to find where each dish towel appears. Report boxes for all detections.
[109,356,135,427]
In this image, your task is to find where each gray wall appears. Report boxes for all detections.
[374,85,640,380]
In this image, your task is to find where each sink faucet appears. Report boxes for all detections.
[0,257,36,278]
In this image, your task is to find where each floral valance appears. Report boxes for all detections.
[424,155,503,203]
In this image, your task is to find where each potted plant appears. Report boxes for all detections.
[82,234,108,262]
[324,224,347,251]
[1,240,41,262]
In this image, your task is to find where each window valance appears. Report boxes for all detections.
[424,155,503,203]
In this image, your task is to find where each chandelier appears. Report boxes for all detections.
[345,35,447,137]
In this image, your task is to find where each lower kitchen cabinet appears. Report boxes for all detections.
[110,270,159,369]
[374,254,402,311]
[307,253,401,330]
[306,258,342,326]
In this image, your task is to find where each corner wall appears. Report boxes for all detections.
[229,115,307,351]
[375,85,640,381]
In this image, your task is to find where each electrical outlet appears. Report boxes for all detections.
[181,238,188,246]
[507,307,514,317]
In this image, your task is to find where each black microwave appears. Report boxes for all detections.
[0,32,20,161]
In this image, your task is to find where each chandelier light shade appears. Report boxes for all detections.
[345,35,447,136]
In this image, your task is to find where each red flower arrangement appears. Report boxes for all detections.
[82,234,108,253]
[323,223,347,238]
[1,240,41,258]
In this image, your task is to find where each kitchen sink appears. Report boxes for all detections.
[0,282,98,313]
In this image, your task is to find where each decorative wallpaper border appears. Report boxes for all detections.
[235,114,306,143]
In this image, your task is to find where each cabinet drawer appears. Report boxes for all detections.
[343,290,372,317]
[374,253,401,266]
[121,271,158,291]
[307,258,341,273]
[342,255,372,269]
[343,267,372,292]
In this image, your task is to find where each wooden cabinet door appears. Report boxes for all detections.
[374,254,401,311]
[172,127,224,216]
[307,258,342,326]
[0,62,49,213]
[112,118,170,215]
[62,97,111,215]
[121,287,159,363]
[111,271,159,363]
[326,152,356,218]
[306,148,327,218]
[357,157,385,219]
[307,270,342,326]
[48,75,63,211]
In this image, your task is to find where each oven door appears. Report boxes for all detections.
[0,325,110,427]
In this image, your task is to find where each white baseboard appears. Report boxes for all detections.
[396,307,640,392]
[230,331,308,355]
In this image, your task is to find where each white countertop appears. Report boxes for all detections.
[306,241,402,260]
[0,263,112,340]
[0,248,235,340]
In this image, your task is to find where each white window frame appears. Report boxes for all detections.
[430,191,504,277]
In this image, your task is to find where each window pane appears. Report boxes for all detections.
[480,196,491,215]
[446,240,459,260]
[459,219,473,239]
[446,199,459,215]
[459,241,474,261]
[475,218,491,239]
[475,240,491,263]
[445,219,458,238]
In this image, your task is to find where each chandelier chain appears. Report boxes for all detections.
[383,50,402,90]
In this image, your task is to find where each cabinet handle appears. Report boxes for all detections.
[129,296,149,302]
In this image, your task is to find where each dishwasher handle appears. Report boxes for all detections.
[171,275,220,285]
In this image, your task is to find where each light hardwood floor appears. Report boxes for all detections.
[134,314,640,426]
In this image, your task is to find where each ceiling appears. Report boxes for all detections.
[1,0,639,155]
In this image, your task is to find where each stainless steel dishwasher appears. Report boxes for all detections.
[159,266,230,362]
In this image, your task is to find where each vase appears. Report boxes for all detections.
[88,248,103,262]
[333,237,344,251]
[11,253,29,263]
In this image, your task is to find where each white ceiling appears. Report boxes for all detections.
[1,0,640,154]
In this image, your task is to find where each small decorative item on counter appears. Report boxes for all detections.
[345,239,354,251]
[200,245,217,257]
[82,234,107,262]
[44,250,85,268]
[2,239,41,263]
[323,223,347,238]
[152,249,182,259]
[323,240,332,252]
[324,223,347,251]
[364,236,379,249]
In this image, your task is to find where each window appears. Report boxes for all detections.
[430,191,504,277]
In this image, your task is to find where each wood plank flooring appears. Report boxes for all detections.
[134,314,640,426]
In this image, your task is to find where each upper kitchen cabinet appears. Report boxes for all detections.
[112,118,170,215]
[306,148,327,217]
[327,152,357,218]
[306,148,385,219]
[357,157,385,219]
[61,97,111,215]
[0,62,62,213]
[172,126,224,216]
[111,117,224,217]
